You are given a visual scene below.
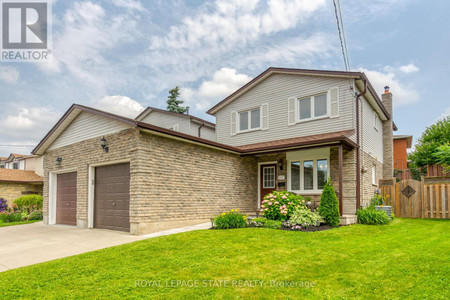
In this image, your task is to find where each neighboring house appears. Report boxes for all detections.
[34,67,396,235]
[0,154,44,204]
[135,106,216,140]
[393,135,412,170]
[1,153,44,176]
[0,169,43,205]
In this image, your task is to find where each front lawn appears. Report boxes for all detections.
[2,218,449,299]
[0,220,41,227]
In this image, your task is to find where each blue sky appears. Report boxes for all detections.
[0,0,449,156]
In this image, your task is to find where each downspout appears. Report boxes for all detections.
[198,121,205,138]
[355,78,367,211]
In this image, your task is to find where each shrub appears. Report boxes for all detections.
[318,181,340,227]
[28,210,43,221]
[259,191,306,221]
[248,217,267,227]
[0,211,23,223]
[13,195,43,213]
[356,207,390,225]
[212,209,248,229]
[263,220,282,229]
[284,207,323,230]
[0,198,8,212]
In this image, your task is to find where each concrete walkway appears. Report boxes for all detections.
[0,221,210,272]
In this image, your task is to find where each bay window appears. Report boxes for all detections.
[287,148,330,193]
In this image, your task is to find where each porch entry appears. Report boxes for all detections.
[260,164,277,203]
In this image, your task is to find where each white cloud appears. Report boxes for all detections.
[0,66,19,84]
[399,63,419,74]
[94,95,144,118]
[181,68,252,111]
[110,0,144,11]
[360,67,420,107]
[150,0,326,51]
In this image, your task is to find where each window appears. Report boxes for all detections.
[239,108,260,132]
[263,166,275,188]
[12,162,18,169]
[317,159,328,189]
[289,158,329,192]
[372,164,377,185]
[169,124,179,131]
[374,112,380,131]
[298,93,328,121]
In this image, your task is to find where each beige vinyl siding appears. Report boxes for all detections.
[215,74,356,146]
[189,123,216,141]
[360,95,384,163]
[141,111,191,134]
[48,112,131,150]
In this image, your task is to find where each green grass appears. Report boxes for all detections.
[0,220,41,227]
[1,218,449,299]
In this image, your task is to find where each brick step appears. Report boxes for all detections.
[340,215,357,225]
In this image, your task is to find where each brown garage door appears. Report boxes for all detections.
[94,163,130,232]
[56,172,77,226]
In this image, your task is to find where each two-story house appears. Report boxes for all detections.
[33,68,395,234]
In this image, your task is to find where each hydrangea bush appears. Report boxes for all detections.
[259,191,306,221]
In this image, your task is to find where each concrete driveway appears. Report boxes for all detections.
[0,221,210,272]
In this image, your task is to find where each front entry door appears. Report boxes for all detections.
[260,164,277,204]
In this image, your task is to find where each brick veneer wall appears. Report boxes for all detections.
[43,128,258,234]
[330,147,357,215]
[0,182,43,205]
[360,151,383,208]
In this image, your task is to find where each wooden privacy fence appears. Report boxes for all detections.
[380,178,449,219]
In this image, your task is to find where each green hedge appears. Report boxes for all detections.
[356,208,390,225]
[318,181,340,227]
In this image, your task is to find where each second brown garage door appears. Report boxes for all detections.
[94,163,130,232]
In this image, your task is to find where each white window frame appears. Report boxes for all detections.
[238,107,261,133]
[287,148,330,194]
[372,164,377,186]
[296,92,330,123]
[170,124,179,132]
[374,112,380,131]
[262,166,276,188]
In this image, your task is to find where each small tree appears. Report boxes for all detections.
[409,116,450,168]
[318,181,340,227]
[166,86,187,113]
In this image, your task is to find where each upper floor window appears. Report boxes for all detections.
[231,104,268,136]
[169,124,179,132]
[288,87,339,126]
[299,93,328,121]
[374,112,380,131]
[239,108,260,132]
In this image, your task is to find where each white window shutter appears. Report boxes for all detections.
[230,111,237,136]
[261,104,269,130]
[330,87,339,118]
[288,97,296,125]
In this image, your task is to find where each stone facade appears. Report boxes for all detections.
[360,151,383,208]
[0,182,43,205]
[382,92,394,179]
[330,146,357,215]
[43,128,257,235]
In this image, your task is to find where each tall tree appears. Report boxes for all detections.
[409,116,450,168]
[166,86,187,113]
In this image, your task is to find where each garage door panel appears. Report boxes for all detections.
[94,163,130,232]
[56,172,77,226]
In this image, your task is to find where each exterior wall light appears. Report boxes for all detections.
[56,157,62,166]
[100,137,109,153]
[278,158,284,170]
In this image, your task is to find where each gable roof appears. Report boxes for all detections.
[206,67,391,121]
[32,104,136,155]
[136,106,215,127]
[0,169,43,183]
[5,153,36,162]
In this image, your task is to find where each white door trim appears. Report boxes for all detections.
[87,159,131,229]
[48,167,77,225]
[257,161,277,210]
